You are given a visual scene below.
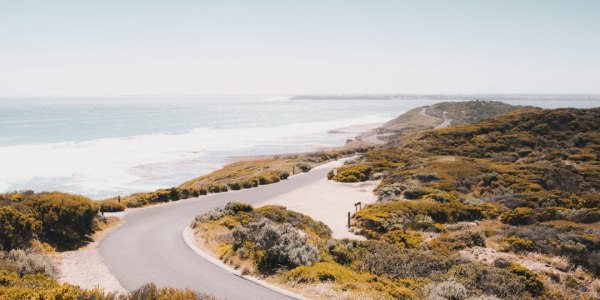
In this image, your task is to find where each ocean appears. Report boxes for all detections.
[0,95,598,199]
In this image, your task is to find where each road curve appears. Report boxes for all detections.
[99,161,343,300]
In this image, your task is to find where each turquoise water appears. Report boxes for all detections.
[0,96,598,198]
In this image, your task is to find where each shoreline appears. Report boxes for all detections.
[0,116,388,200]
[56,121,384,292]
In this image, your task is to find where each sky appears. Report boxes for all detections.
[0,0,599,96]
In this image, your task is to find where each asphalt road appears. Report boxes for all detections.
[99,162,338,300]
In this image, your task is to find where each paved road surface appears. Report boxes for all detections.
[100,162,341,299]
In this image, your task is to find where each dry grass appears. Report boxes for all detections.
[180,156,298,189]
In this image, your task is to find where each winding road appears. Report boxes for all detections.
[99,161,343,300]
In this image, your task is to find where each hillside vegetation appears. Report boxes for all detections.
[0,192,100,251]
[110,148,364,208]
[354,101,522,145]
[194,106,599,299]
[339,107,600,298]
[194,202,563,299]
[0,191,215,299]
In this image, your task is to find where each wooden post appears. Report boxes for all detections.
[347,211,351,227]
[117,195,121,203]
[358,201,362,210]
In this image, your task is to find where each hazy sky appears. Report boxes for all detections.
[1,1,599,96]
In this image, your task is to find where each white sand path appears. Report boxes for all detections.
[258,162,379,239]
[58,215,127,293]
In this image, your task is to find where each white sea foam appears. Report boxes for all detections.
[0,114,389,198]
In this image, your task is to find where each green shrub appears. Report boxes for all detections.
[223,202,253,214]
[296,163,311,173]
[421,280,468,300]
[403,187,432,199]
[208,185,228,193]
[0,206,41,250]
[430,193,455,203]
[503,236,533,253]
[99,200,125,213]
[506,263,544,296]
[227,182,242,190]
[430,231,486,252]
[500,207,535,225]
[279,170,290,180]
[232,219,320,273]
[0,249,57,278]
[127,283,213,300]
[256,176,269,185]
[286,262,416,299]
[286,262,360,283]
[256,205,332,239]
[0,269,214,299]
[378,184,407,200]
[414,173,440,182]
[382,230,423,249]
[330,165,373,182]
[445,262,527,299]
[194,202,252,224]
[242,180,258,189]
[566,208,600,223]
[23,192,98,250]
[356,200,486,234]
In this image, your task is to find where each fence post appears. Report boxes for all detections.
[348,211,351,227]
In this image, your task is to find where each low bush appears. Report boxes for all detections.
[429,192,456,203]
[279,170,290,179]
[500,207,535,225]
[208,185,228,193]
[127,283,214,300]
[444,262,528,299]
[377,183,409,201]
[381,230,423,249]
[227,182,242,190]
[356,200,486,234]
[0,270,214,300]
[296,163,311,173]
[505,224,600,275]
[256,205,332,239]
[0,206,40,250]
[503,236,533,253]
[232,218,320,273]
[334,240,461,279]
[421,280,468,300]
[506,263,544,296]
[193,202,252,224]
[414,172,440,183]
[223,202,253,214]
[403,186,433,199]
[22,192,98,250]
[430,231,486,252]
[286,262,416,299]
[329,165,373,182]
[0,249,57,278]
[99,200,125,213]
[565,208,600,223]
[241,180,258,189]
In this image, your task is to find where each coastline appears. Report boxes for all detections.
[56,120,385,293]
